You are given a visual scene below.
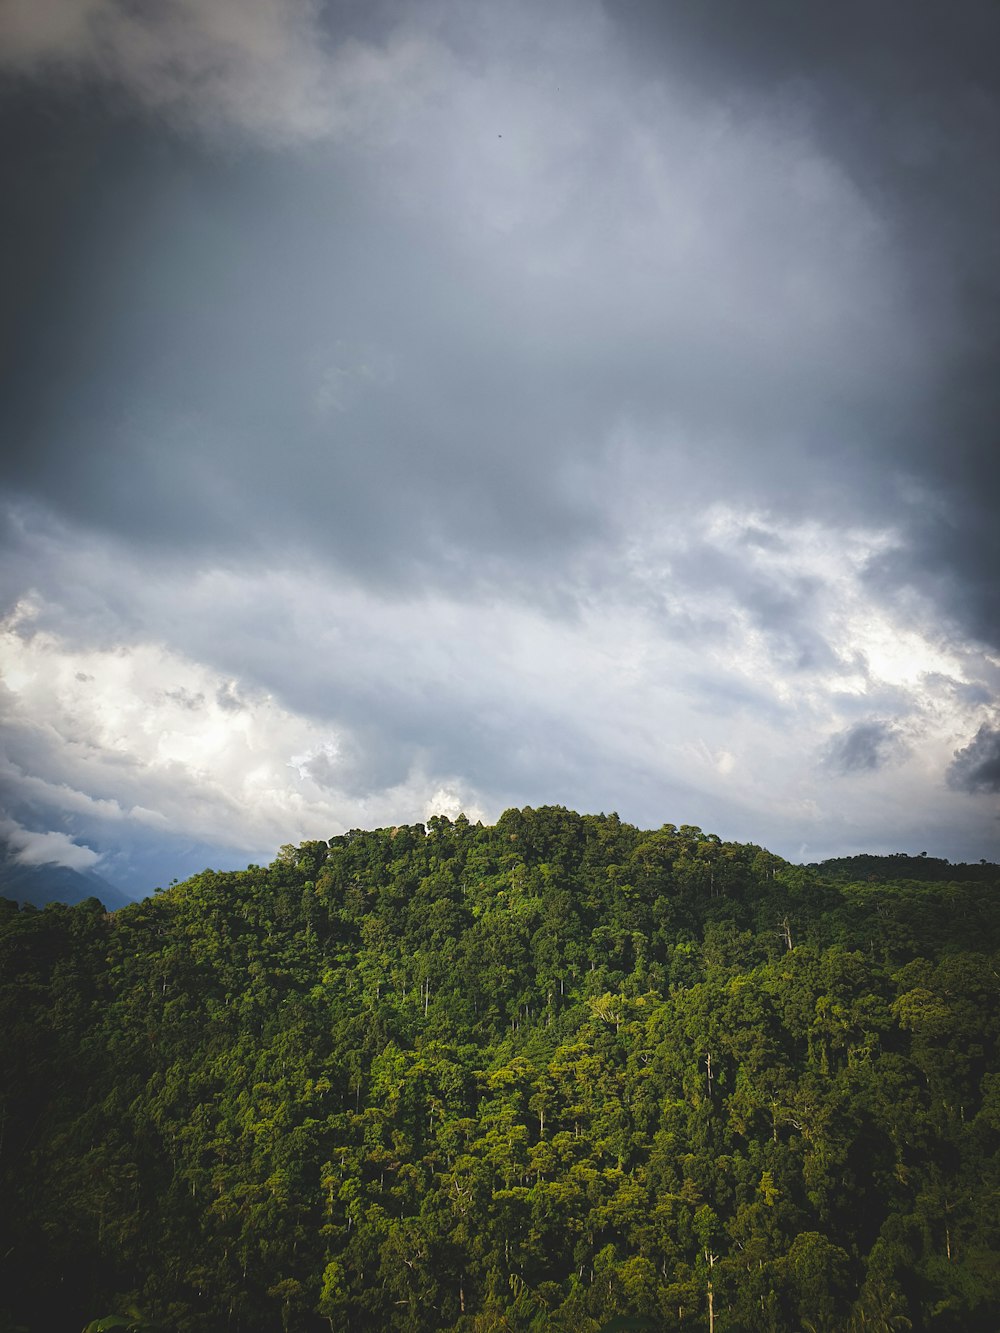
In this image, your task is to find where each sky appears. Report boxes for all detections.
[1,0,999,895]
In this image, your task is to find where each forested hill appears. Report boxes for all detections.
[3,809,1000,1333]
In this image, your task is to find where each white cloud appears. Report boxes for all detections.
[424,786,486,824]
[0,816,102,870]
[1,502,997,867]
[0,598,488,858]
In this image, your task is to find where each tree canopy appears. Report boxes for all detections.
[2,808,999,1331]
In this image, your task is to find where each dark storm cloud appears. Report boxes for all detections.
[1,0,992,654]
[609,0,1000,650]
[948,725,1000,795]
[0,94,612,590]
[0,7,915,542]
[825,720,904,776]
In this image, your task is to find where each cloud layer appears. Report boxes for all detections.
[2,497,996,889]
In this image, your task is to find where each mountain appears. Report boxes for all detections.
[1,807,999,1332]
[812,850,999,883]
[0,847,135,910]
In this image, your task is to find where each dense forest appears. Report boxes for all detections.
[2,808,1000,1332]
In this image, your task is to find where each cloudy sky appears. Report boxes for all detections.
[1,0,999,894]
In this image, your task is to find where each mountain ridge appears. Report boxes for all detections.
[0,842,135,910]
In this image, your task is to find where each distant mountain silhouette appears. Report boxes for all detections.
[0,844,135,910]
[810,851,1000,883]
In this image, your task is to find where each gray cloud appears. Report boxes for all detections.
[0,0,363,145]
[825,720,905,776]
[668,543,838,674]
[0,0,934,597]
[948,725,1000,794]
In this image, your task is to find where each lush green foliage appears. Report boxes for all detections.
[2,808,999,1331]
